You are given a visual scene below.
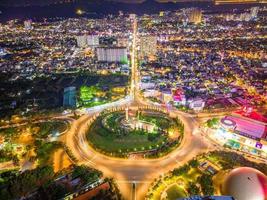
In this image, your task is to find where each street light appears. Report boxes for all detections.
[76,9,84,15]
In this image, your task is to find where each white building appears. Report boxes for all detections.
[250,7,259,18]
[184,8,202,24]
[161,90,173,103]
[87,35,99,47]
[24,20,32,30]
[143,89,161,98]
[189,98,205,111]
[76,35,87,48]
[129,14,136,20]
[0,48,7,57]
[96,47,127,62]
[140,82,156,90]
[173,94,186,106]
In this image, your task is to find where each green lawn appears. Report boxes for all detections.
[87,117,167,154]
[81,99,108,108]
[106,112,122,129]
[35,141,62,166]
[36,121,67,138]
[166,184,187,200]
[139,114,171,130]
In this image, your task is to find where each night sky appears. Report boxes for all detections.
[0,0,212,7]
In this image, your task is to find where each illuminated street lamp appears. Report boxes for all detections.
[76,9,85,15]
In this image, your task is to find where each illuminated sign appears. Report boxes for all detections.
[255,142,263,149]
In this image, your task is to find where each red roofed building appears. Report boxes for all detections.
[172,88,186,105]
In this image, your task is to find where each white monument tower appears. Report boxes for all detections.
[125,107,129,121]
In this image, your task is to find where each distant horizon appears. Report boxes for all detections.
[0,0,265,22]
[0,0,266,7]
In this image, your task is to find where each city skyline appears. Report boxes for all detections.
[0,2,266,200]
[0,0,266,7]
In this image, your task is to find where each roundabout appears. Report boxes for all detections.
[86,107,184,158]
[61,18,237,200]
[64,104,212,200]
[62,18,214,199]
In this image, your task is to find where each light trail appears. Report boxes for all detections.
[59,16,266,200]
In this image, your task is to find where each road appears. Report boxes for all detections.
[59,17,238,200]
[63,103,214,199]
[61,18,214,199]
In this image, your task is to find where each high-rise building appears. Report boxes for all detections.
[63,87,76,108]
[76,35,87,48]
[0,48,7,57]
[250,7,259,18]
[24,20,32,30]
[225,14,235,21]
[185,8,202,24]
[119,10,124,16]
[140,36,157,57]
[240,12,252,21]
[129,14,136,20]
[87,35,99,47]
[96,47,127,62]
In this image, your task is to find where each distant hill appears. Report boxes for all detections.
[0,0,265,7]
[0,0,212,7]
[0,0,261,22]
[0,0,77,7]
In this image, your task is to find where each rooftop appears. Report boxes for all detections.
[224,115,267,140]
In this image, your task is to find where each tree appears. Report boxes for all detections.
[9,166,55,199]
[44,182,67,200]
[80,85,100,102]
[72,165,102,184]
[147,133,159,141]
[187,182,200,195]
[172,165,190,176]
[188,159,199,168]
[197,174,214,195]
[207,118,219,128]
[35,166,54,187]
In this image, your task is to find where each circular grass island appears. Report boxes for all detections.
[86,108,184,158]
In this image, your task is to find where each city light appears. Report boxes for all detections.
[76,9,85,15]
[0,2,266,200]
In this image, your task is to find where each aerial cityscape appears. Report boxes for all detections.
[0,0,266,200]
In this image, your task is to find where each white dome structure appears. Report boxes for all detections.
[222,167,267,200]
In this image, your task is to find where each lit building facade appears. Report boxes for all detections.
[96,47,127,62]
[185,8,202,24]
[250,6,259,18]
[24,20,32,30]
[63,87,76,108]
[212,115,267,157]
[76,35,87,48]
[87,35,99,47]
